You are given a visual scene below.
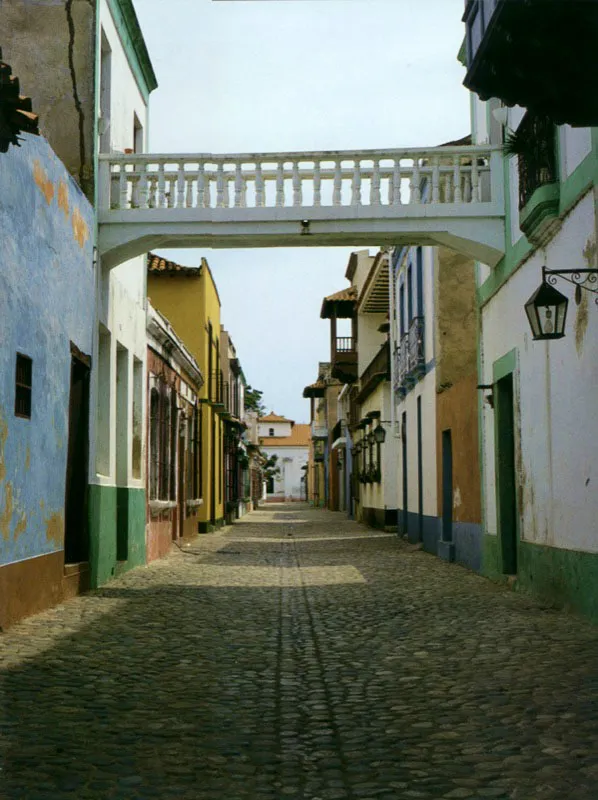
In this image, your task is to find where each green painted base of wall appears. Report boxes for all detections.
[88,484,146,588]
[197,517,225,534]
[483,534,598,623]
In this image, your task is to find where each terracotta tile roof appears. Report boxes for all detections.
[321,285,357,319]
[302,380,326,399]
[324,287,356,303]
[147,252,199,276]
[260,424,310,448]
[260,412,293,423]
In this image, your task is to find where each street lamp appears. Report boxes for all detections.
[525,266,598,341]
[373,423,386,444]
[524,278,568,340]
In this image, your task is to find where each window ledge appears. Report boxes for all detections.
[149,500,177,515]
[520,182,561,246]
[186,498,203,508]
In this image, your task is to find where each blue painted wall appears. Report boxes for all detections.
[0,134,95,567]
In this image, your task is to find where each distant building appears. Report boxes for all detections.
[259,414,310,502]
[147,253,226,532]
[145,303,204,562]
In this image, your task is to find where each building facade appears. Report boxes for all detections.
[259,414,310,502]
[463,5,598,619]
[147,253,226,532]
[146,303,203,562]
[0,130,95,629]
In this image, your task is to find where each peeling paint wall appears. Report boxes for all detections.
[0,0,97,198]
[0,134,94,569]
[480,190,598,555]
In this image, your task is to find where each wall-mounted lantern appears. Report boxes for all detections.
[373,423,386,444]
[525,266,597,341]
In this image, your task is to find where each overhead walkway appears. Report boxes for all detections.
[97,145,505,268]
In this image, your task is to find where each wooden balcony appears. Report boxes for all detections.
[356,342,390,404]
[331,336,358,384]
[463,0,598,126]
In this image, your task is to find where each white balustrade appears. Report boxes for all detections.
[101,146,498,212]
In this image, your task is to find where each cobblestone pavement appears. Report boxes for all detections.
[2,505,598,800]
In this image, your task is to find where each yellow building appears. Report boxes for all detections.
[147,253,225,531]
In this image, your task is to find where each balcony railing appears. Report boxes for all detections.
[357,341,390,403]
[101,145,496,212]
[394,317,425,397]
[516,113,558,210]
[335,336,355,352]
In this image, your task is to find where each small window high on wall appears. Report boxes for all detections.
[15,354,32,419]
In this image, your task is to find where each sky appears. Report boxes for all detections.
[134,0,470,421]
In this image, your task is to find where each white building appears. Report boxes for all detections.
[258,413,310,502]
[89,0,158,584]
[466,44,598,616]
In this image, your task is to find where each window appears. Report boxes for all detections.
[269,428,275,437]
[15,354,32,419]
[407,264,413,325]
[399,283,405,337]
[416,247,424,319]
[148,381,178,502]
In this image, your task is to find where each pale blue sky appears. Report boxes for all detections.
[135,0,470,421]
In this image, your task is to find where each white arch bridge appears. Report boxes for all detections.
[98,145,505,268]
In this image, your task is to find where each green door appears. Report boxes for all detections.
[495,374,518,574]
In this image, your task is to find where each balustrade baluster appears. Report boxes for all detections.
[148,176,157,209]
[255,163,265,207]
[370,159,381,206]
[351,160,362,206]
[186,176,193,208]
[471,157,480,203]
[158,163,166,208]
[234,163,244,207]
[432,157,440,203]
[177,162,186,207]
[443,174,452,204]
[313,161,321,207]
[391,160,401,205]
[276,162,285,207]
[119,163,128,209]
[167,176,176,208]
[453,156,462,203]
[138,161,149,209]
[196,162,205,208]
[411,158,421,204]
[216,163,225,207]
[292,161,302,206]
[333,161,342,206]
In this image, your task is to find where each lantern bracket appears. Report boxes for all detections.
[543,266,598,302]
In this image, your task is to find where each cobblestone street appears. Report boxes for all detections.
[2,505,598,800]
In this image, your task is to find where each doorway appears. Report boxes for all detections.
[64,347,91,564]
[495,373,518,574]
[177,420,186,539]
[441,429,453,543]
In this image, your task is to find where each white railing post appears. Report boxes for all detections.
[119,161,128,209]
[216,163,225,207]
[255,162,265,207]
[432,156,440,204]
[196,162,205,208]
[453,155,462,203]
[313,160,321,207]
[370,158,381,206]
[411,158,421,204]
[138,160,149,209]
[276,162,285,207]
[292,161,302,207]
[234,163,244,208]
[333,160,342,207]
[471,155,480,203]
[177,161,186,208]
[158,162,166,209]
[391,159,401,205]
[351,159,361,206]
